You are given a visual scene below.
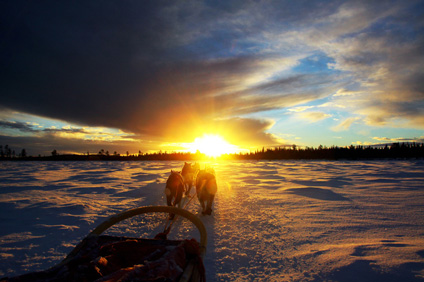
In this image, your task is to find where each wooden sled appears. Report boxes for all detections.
[3,206,207,282]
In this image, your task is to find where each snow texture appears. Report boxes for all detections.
[0,160,423,281]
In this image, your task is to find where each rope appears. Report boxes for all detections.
[158,166,201,240]
[158,191,197,240]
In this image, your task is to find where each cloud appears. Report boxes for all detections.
[0,118,142,151]
[288,106,315,112]
[322,2,424,128]
[0,120,114,137]
[0,120,37,133]
[352,141,374,146]
[331,117,360,132]
[213,117,282,147]
[333,88,361,97]
[271,1,424,129]
[352,99,424,129]
[0,3,341,130]
[372,136,424,143]
[297,112,333,122]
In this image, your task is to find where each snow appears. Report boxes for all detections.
[0,160,424,281]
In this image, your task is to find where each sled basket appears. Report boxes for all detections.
[3,206,207,282]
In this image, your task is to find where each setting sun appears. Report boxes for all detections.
[188,134,239,157]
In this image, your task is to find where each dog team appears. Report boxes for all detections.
[165,162,217,215]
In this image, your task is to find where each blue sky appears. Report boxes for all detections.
[1,0,423,156]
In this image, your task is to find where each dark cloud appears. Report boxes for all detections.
[42,127,87,134]
[0,120,88,134]
[0,120,36,132]
[0,2,338,132]
[0,2,274,140]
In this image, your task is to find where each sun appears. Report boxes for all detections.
[189,134,239,157]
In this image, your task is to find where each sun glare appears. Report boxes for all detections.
[189,134,239,157]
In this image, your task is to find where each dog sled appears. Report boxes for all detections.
[3,206,207,282]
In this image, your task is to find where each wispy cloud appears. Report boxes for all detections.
[372,136,424,143]
[331,117,360,132]
[0,120,37,133]
[288,106,315,112]
[333,89,362,97]
[0,118,136,143]
[297,112,333,122]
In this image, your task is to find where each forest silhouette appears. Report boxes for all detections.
[1,143,423,161]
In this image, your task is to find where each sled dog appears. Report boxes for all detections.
[196,168,217,215]
[181,162,200,195]
[165,170,185,208]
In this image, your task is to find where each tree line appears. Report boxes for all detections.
[1,143,423,161]
[0,145,27,158]
[221,143,424,160]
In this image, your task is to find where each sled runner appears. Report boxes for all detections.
[3,206,207,282]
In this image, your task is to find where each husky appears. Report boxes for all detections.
[193,162,200,173]
[195,167,217,215]
[181,162,200,196]
[165,170,185,209]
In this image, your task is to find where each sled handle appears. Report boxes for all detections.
[90,206,207,254]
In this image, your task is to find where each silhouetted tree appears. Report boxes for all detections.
[4,145,11,158]
[52,149,58,156]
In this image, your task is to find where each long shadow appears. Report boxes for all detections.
[290,176,351,188]
[199,211,217,281]
[314,259,424,282]
[285,187,351,201]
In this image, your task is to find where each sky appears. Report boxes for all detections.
[1,0,424,156]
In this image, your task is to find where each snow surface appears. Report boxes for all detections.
[0,160,424,281]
